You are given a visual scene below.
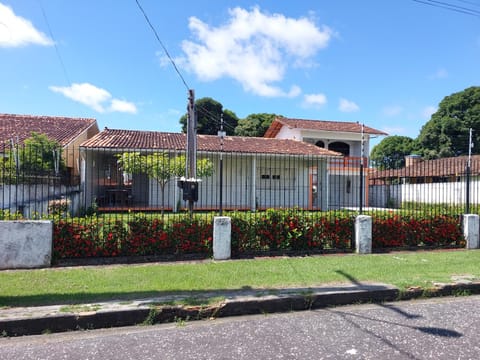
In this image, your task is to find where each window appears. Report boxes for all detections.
[329,142,350,156]
[258,168,295,189]
[315,140,325,148]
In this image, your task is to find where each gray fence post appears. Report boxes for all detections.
[355,215,372,254]
[213,216,231,260]
[463,214,479,249]
[0,220,53,269]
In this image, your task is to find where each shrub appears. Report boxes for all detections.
[52,210,465,260]
[372,214,464,248]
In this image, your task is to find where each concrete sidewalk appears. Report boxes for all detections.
[1,283,398,337]
[2,280,480,337]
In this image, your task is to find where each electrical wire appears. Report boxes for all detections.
[455,0,480,7]
[134,0,234,132]
[134,0,190,90]
[37,0,71,85]
[412,0,480,17]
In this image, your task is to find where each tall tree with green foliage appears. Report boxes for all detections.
[179,97,239,136]
[370,136,417,170]
[1,132,64,181]
[416,86,480,159]
[117,152,214,213]
[234,113,278,137]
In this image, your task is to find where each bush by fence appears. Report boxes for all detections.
[50,210,465,260]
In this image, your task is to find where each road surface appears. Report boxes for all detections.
[1,295,479,359]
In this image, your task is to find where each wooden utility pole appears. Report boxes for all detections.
[186,89,197,215]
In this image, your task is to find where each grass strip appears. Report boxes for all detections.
[0,249,479,307]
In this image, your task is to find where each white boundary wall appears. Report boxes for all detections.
[369,181,480,207]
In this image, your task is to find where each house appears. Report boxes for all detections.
[369,155,480,207]
[80,128,342,212]
[0,113,99,216]
[264,117,388,208]
[0,113,99,180]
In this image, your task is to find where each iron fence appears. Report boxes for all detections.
[1,144,476,256]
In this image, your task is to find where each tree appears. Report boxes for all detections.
[370,136,417,170]
[234,113,278,137]
[1,132,64,181]
[416,86,480,159]
[179,97,239,135]
[117,152,214,214]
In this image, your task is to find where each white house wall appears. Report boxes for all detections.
[146,154,329,210]
[275,127,302,141]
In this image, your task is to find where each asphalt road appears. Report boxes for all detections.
[1,295,480,360]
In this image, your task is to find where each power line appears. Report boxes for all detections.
[456,0,480,8]
[134,0,235,133]
[197,106,237,132]
[37,0,71,85]
[412,0,480,17]
[134,0,190,90]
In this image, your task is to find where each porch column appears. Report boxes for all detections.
[251,157,256,212]
[319,159,329,210]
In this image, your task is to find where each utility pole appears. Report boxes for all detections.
[186,89,197,216]
[218,114,225,216]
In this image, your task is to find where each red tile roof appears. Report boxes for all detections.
[370,155,480,180]
[0,113,98,151]
[264,117,388,138]
[81,128,342,157]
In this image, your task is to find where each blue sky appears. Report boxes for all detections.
[1,0,479,148]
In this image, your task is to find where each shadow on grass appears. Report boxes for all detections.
[0,282,395,308]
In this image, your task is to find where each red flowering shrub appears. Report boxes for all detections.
[52,211,465,260]
[230,216,253,255]
[122,217,171,256]
[53,219,101,258]
[372,214,464,248]
[230,210,353,253]
[304,216,354,250]
[170,217,212,254]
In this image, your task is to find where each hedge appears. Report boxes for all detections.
[52,211,465,260]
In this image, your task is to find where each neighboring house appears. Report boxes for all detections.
[369,155,480,207]
[0,113,99,216]
[0,113,99,180]
[264,117,388,208]
[80,128,341,212]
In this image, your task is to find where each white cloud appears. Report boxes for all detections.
[303,93,327,108]
[422,105,437,119]
[339,98,359,112]
[49,83,137,114]
[382,105,403,117]
[180,6,332,97]
[0,3,53,47]
[109,99,137,114]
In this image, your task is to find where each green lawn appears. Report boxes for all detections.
[1,249,479,307]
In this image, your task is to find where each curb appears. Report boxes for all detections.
[2,282,480,337]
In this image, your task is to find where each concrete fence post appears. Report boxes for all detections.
[463,214,479,249]
[355,215,372,254]
[0,220,53,269]
[213,216,231,260]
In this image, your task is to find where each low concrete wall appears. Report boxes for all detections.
[0,221,53,269]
